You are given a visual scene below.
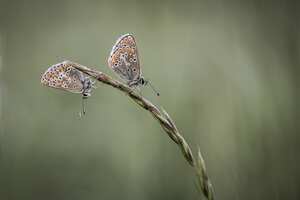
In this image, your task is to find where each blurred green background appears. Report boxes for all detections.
[1,0,299,199]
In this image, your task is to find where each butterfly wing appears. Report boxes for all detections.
[41,62,85,94]
[108,34,141,84]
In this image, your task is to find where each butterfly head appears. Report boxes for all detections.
[139,76,147,86]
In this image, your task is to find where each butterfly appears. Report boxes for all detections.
[41,61,94,115]
[108,33,159,96]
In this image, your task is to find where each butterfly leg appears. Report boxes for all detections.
[132,86,142,96]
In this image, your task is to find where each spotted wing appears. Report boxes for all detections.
[108,34,141,84]
[41,62,85,94]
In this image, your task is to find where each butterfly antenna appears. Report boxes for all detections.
[81,96,86,116]
[147,80,160,96]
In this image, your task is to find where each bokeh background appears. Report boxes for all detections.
[1,0,299,199]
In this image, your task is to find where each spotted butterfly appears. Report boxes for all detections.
[41,61,94,115]
[108,33,159,96]
[41,61,94,97]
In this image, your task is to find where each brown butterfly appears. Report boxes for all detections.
[41,61,94,115]
[108,33,159,96]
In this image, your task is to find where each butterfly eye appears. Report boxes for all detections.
[133,58,137,62]
[114,63,118,67]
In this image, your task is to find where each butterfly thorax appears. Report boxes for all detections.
[82,77,93,98]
